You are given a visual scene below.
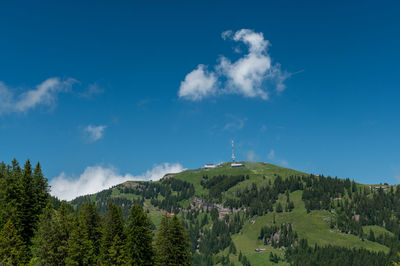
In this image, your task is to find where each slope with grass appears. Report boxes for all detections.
[70,162,396,265]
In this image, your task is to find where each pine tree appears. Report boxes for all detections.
[0,219,28,265]
[228,241,237,254]
[33,162,49,215]
[20,159,36,244]
[368,229,375,242]
[125,205,154,265]
[108,234,127,265]
[0,160,22,231]
[78,203,101,256]
[66,220,96,266]
[276,202,283,213]
[156,215,191,266]
[32,202,74,265]
[100,202,126,265]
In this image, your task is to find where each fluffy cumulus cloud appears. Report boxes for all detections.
[84,125,107,142]
[50,163,185,201]
[178,29,289,101]
[0,77,76,114]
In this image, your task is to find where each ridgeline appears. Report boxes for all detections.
[70,161,399,265]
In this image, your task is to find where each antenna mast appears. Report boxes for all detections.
[231,139,235,162]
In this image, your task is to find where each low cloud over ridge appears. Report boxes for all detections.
[178,29,289,101]
[50,163,186,201]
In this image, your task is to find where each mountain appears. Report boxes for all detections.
[70,162,397,265]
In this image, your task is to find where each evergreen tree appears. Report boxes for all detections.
[228,241,237,254]
[78,203,101,256]
[276,202,283,213]
[0,160,22,232]
[100,202,126,265]
[20,159,36,243]
[125,205,154,265]
[368,229,375,242]
[108,234,127,265]
[156,215,191,266]
[32,202,74,265]
[0,219,28,265]
[33,162,49,215]
[66,220,96,266]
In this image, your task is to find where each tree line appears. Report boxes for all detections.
[0,159,191,265]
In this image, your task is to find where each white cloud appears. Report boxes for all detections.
[50,163,185,201]
[179,29,289,101]
[78,83,104,98]
[247,150,257,161]
[0,77,76,114]
[84,125,107,142]
[267,149,275,159]
[223,115,247,131]
[178,64,218,101]
[267,148,289,166]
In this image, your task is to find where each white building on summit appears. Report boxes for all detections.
[203,164,217,169]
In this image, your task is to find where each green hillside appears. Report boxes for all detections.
[71,162,399,265]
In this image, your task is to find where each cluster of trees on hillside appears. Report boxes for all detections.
[0,159,192,265]
[0,159,49,264]
[71,177,195,216]
[302,174,355,212]
[259,223,298,248]
[224,175,301,216]
[201,175,247,200]
[32,201,191,265]
[285,238,390,266]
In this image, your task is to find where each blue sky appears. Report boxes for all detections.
[0,0,399,199]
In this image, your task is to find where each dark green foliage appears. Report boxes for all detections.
[228,241,237,254]
[156,215,191,266]
[210,208,219,221]
[276,202,283,213]
[285,238,390,266]
[269,252,280,263]
[108,234,127,265]
[368,229,375,242]
[77,203,102,256]
[32,202,74,265]
[225,175,303,217]
[259,223,298,248]
[100,202,126,264]
[201,175,245,200]
[0,219,28,265]
[66,221,96,266]
[239,254,251,266]
[302,175,350,211]
[125,205,155,265]
[0,159,49,250]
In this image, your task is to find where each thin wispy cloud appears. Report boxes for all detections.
[267,149,275,160]
[78,83,104,98]
[223,115,247,131]
[267,148,288,166]
[247,150,258,161]
[50,163,185,201]
[84,125,107,142]
[0,77,76,114]
[178,29,289,101]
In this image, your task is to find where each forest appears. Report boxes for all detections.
[0,159,191,265]
[1,159,400,265]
